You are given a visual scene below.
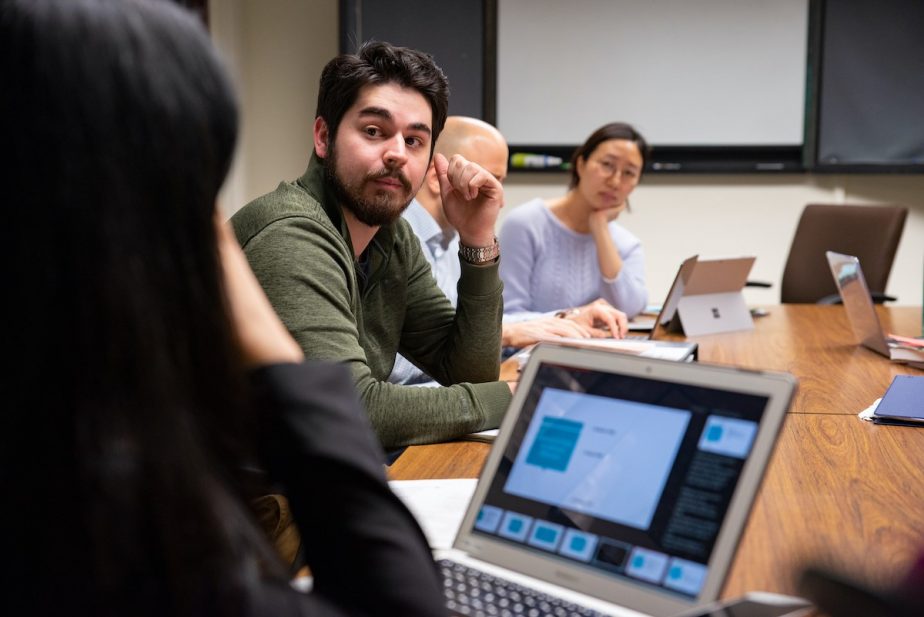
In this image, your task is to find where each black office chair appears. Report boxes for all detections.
[777,203,908,304]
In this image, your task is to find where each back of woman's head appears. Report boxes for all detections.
[1,0,269,613]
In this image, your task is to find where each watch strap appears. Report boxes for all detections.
[458,237,500,265]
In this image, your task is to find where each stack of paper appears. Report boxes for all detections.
[888,334,924,369]
[458,428,499,443]
[389,479,478,549]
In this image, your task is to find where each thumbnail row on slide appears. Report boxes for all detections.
[474,505,708,597]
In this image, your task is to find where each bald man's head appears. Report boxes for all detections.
[435,117,509,182]
[417,117,508,229]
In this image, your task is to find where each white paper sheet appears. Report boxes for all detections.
[389,478,478,550]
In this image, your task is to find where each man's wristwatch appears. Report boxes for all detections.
[458,237,500,265]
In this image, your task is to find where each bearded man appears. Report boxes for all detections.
[232,42,513,449]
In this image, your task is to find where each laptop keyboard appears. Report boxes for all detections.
[439,559,610,617]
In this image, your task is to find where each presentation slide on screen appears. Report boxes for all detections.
[504,389,691,530]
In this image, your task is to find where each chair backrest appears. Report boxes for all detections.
[781,203,908,303]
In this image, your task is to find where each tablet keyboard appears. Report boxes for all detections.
[439,559,609,617]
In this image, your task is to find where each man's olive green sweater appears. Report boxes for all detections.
[231,155,512,448]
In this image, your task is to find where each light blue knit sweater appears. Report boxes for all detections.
[498,198,648,319]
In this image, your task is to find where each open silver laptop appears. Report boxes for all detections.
[825,251,894,356]
[437,344,796,616]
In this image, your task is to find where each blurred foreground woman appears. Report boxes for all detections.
[0,0,444,615]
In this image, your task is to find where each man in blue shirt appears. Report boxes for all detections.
[390,117,603,385]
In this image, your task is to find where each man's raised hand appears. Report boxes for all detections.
[434,152,503,248]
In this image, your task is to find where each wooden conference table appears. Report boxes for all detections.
[389,305,924,599]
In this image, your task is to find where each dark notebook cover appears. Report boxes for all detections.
[873,375,924,426]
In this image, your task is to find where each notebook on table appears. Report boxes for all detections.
[870,375,924,426]
[437,343,797,617]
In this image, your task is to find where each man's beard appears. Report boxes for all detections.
[324,141,416,227]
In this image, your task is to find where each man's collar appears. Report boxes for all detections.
[297,152,343,231]
[403,199,456,250]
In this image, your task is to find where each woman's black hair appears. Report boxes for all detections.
[1,0,278,613]
[568,122,651,189]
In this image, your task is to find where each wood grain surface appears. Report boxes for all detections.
[389,306,924,600]
[722,413,924,597]
[669,305,922,414]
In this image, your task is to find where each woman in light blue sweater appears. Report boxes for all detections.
[499,123,650,323]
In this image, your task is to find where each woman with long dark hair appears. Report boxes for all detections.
[0,0,444,615]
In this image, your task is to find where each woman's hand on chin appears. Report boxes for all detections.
[588,203,625,229]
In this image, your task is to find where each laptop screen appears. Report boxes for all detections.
[826,251,890,356]
[469,361,770,600]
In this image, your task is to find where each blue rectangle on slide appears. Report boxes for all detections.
[525,417,583,471]
[527,520,564,552]
[697,416,757,459]
[498,512,533,542]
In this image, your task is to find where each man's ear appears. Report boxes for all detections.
[313,117,330,158]
[424,161,441,196]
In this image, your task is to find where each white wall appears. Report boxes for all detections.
[210,0,338,216]
[209,0,923,307]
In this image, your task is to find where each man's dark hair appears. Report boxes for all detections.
[569,122,651,188]
[316,41,450,154]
